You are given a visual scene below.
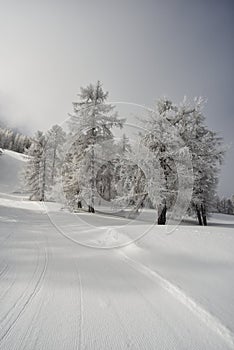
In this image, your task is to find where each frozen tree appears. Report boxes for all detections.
[141,101,181,224]
[24,131,48,201]
[95,135,133,204]
[23,126,66,202]
[226,199,234,214]
[120,161,146,214]
[105,141,148,216]
[216,196,234,215]
[116,133,132,154]
[94,135,147,215]
[65,81,125,212]
[46,125,66,188]
[62,150,81,209]
[141,97,224,225]
[98,135,132,206]
[0,127,31,153]
[173,98,225,225]
[95,139,119,202]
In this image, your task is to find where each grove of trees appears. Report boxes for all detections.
[24,125,66,201]
[23,82,225,225]
[0,127,31,153]
[214,196,234,215]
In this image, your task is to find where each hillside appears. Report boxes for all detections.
[0,151,234,349]
[0,149,27,194]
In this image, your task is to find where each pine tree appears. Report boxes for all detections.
[141,97,224,225]
[62,151,80,209]
[0,127,31,153]
[226,199,234,214]
[46,125,66,188]
[66,81,125,212]
[24,131,48,201]
[173,98,225,225]
[141,99,181,224]
[95,139,119,202]
[108,141,149,216]
[216,196,234,215]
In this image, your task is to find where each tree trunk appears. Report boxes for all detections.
[88,205,95,213]
[201,204,207,226]
[128,194,147,219]
[51,146,57,186]
[41,157,46,201]
[90,126,96,213]
[77,201,82,209]
[196,205,203,225]
[158,204,167,225]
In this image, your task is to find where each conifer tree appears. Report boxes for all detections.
[141,97,224,225]
[65,81,125,212]
[46,124,66,187]
[24,131,48,201]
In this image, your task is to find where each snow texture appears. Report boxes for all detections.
[0,150,234,349]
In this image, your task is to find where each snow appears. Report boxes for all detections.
[1,150,29,162]
[0,150,234,349]
[0,149,26,194]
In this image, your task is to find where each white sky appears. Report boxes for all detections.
[0,0,233,196]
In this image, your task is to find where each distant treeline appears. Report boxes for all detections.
[214,196,234,215]
[0,127,31,153]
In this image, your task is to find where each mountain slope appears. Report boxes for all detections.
[0,149,234,349]
[0,149,27,194]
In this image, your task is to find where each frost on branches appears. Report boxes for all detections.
[24,131,47,201]
[141,97,225,225]
[22,88,225,226]
[23,126,66,201]
[63,81,125,212]
[0,127,31,153]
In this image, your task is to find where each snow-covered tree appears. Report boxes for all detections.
[116,133,132,154]
[141,97,224,225]
[62,150,80,209]
[112,159,147,213]
[24,131,48,201]
[215,196,234,215]
[64,81,125,212]
[141,101,182,224]
[173,98,225,225]
[95,138,119,202]
[0,127,31,153]
[46,125,66,188]
[226,199,234,215]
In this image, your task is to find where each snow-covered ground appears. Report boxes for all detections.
[0,150,234,349]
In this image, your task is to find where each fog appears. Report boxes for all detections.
[0,0,233,196]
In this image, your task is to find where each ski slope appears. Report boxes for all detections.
[0,150,234,349]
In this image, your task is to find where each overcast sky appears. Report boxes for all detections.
[0,0,233,196]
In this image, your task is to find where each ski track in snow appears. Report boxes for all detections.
[79,259,138,350]
[96,255,180,350]
[0,242,48,346]
[18,237,52,350]
[0,265,17,303]
[0,264,8,280]
[19,292,48,350]
[0,210,233,349]
[120,251,234,349]
[0,231,13,245]
[77,272,84,350]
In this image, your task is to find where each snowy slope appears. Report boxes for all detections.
[0,149,27,194]
[0,152,234,350]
